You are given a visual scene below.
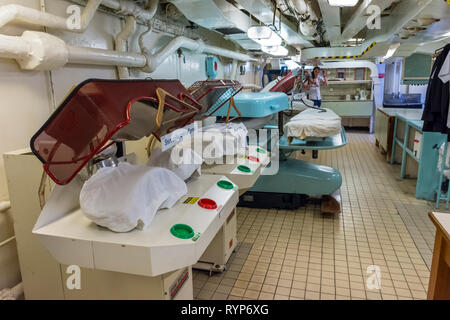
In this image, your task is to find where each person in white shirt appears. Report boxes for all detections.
[305,67,328,107]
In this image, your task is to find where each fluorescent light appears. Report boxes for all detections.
[383,43,400,59]
[247,26,282,46]
[328,0,359,6]
[262,45,288,56]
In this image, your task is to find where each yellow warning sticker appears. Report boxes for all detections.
[183,197,199,204]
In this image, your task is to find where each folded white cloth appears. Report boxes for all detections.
[178,122,248,161]
[147,145,203,181]
[284,108,342,139]
[80,162,187,232]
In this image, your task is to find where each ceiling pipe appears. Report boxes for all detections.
[115,16,136,79]
[340,0,394,44]
[302,0,433,60]
[101,0,159,22]
[0,0,102,32]
[317,0,340,45]
[0,0,159,32]
[290,0,320,38]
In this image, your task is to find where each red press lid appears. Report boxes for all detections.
[30,79,202,185]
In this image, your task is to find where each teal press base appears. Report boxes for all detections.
[251,159,342,196]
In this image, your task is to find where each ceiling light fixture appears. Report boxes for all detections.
[261,45,288,56]
[383,43,401,59]
[328,0,359,7]
[247,26,282,47]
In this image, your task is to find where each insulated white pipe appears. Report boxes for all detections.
[67,45,147,67]
[0,31,254,71]
[203,44,256,63]
[0,4,66,30]
[292,0,318,20]
[140,36,203,73]
[101,0,159,22]
[230,59,238,80]
[141,36,255,73]
[0,201,11,213]
[0,35,29,60]
[0,0,159,32]
[115,16,136,79]
[290,0,319,38]
[0,0,102,32]
[80,0,103,31]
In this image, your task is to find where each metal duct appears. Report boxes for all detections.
[167,0,259,51]
[302,0,433,60]
[234,0,314,49]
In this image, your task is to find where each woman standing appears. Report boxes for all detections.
[305,67,328,107]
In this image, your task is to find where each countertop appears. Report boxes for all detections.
[377,107,423,120]
[429,212,450,242]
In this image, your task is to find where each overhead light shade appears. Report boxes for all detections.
[262,45,288,56]
[328,0,359,6]
[247,26,282,46]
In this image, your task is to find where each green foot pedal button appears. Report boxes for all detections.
[217,180,233,189]
[256,147,267,154]
[238,165,251,173]
[170,224,194,239]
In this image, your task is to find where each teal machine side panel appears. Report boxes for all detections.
[416,132,446,200]
[212,92,289,117]
[250,128,347,196]
[251,159,342,195]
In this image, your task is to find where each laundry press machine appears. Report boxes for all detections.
[212,71,347,213]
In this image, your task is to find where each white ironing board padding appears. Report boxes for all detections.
[284,108,342,140]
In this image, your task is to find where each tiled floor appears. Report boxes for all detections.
[396,202,436,268]
[192,131,442,300]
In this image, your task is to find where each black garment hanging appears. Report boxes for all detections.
[422,43,450,140]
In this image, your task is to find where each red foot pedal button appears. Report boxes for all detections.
[247,156,260,162]
[198,198,217,210]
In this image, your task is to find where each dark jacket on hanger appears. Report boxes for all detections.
[422,43,450,139]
